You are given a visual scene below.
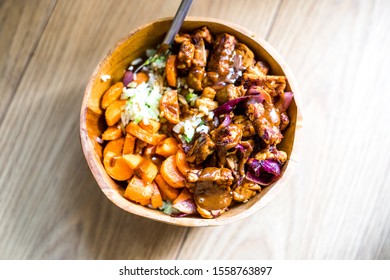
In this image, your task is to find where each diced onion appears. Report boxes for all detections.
[173,123,183,133]
[131,58,142,65]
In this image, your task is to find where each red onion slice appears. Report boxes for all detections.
[123,70,134,87]
[220,114,232,127]
[246,158,281,186]
[280,91,293,112]
[213,95,264,116]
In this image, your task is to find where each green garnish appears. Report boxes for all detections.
[185,92,199,106]
[159,201,180,215]
[134,50,169,73]
[183,134,193,143]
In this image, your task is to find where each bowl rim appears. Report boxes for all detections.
[80,16,303,227]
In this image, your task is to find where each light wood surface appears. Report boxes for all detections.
[0,0,389,259]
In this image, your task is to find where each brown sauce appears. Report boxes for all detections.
[194,181,232,210]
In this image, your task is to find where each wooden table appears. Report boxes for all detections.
[1,0,389,260]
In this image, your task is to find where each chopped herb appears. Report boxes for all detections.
[185,92,199,106]
[135,51,169,73]
[159,201,180,215]
[183,134,193,143]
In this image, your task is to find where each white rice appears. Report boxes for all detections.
[120,72,163,125]
[173,115,204,142]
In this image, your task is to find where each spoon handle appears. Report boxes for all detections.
[161,0,193,46]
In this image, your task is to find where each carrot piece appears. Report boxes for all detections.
[156,137,179,158]
[123,155,157,183]
[101,125,123,141]
[123,154,143,169]
[102,82,124,109]
[175,149,199,176]
[159,90,180,124]
[172,188,196,214]
[105,99,126,126]
[103,137,124,158]
[138,158,158,183]
[159,189,169,201]
[126,122,167,145]
[139,119,161,134]
[160,155,185,188]
[124,176,153,206]
[166,55,178,87]
[133,72,149,85]
[151,182,163,209]
[103,151,133,181]
[173,188,192,205]
[155,174,180,201]
[123,133,136,154]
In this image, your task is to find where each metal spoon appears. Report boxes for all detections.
[161,0,193,49]
[134,0,193,73]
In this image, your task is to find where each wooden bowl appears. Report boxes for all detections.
[80,17,303,227]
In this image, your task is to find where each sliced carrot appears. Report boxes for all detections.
[133,72,149,85]
[156,137,179,158]
[101,125,123,141]
[138,158,158,183]
[103,137,124,158]
[123,154,143,169]
[102,82,124,109]
[105,99,126,126]
[123,155,157,183]
[175,149,199,176]
[159,189,169,201]
[103,151,133,181]
[139,119,161,134]
[166,55,178,87]
[155,174,180,201]
[160,155,185,188]
[126,122,167,145]
[151,182,163,209]
[123,133,136,154]
[124,176,153,206]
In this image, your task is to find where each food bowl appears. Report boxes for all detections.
[80,17,303,227]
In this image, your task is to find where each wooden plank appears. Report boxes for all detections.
[0,0,56,122]
[177,0,390,259]
[189,0,281,37]
[267,0,390,259]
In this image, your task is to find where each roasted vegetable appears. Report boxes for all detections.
[102,82,124,109]
[160,155,186,188]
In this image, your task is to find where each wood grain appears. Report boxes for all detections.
[1,0,389,260]
[0,0,56,123]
